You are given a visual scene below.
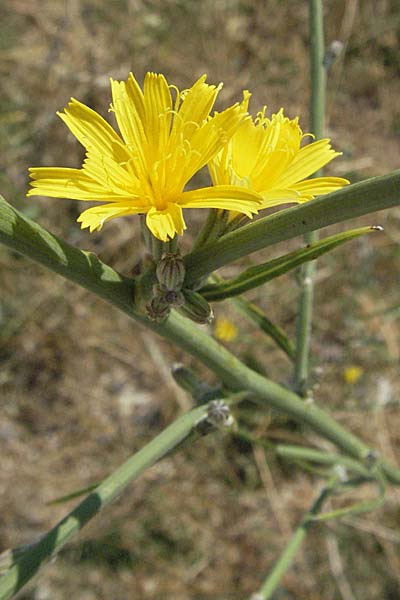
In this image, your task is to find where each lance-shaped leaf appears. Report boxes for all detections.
[200,226,381,301]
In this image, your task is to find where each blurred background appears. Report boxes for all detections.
[1,1,400,598]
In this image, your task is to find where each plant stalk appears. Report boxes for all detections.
[235,430,371,478]
[192,208,219,250]
[231,297,295,361]
[294,0,326,395]
[250,483,333,600]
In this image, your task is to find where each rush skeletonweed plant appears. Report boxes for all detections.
[2,59,399,600]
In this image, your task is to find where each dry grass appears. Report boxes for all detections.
[1,0,400,598]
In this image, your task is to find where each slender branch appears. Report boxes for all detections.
[183,170,400,285]
[0,404,209,600]
[192,208,219,250]
[235,430,371,479]
[309,0,326,141]
[250,483,333,600]
[1,196,400,484]
[294,0,326,394]
[231,297,295,361]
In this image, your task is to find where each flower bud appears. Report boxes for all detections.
[179,290,214,324]
[156,253,186,292]
[146,295,170,323]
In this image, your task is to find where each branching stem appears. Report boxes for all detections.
[1,195,400,485]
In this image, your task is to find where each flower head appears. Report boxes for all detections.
[343,365,364,385]
[28,73,262,241]
[209,92,349,215]
[214,318,238,342]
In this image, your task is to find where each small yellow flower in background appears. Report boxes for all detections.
[209,92,349,215]
[28,73,262,241]
[343,365,364,385]
[214,318,238,342]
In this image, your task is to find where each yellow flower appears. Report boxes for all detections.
[209,92,349,214]
[343,366,364,385]
[28,74,262,241]
[214,318,238,342]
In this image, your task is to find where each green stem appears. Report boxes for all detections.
[308,0,326,141]
[294,0,326,395]
[231,297,295,361]
[161,313,368,458]
[0,404,209,600]
[192,208,219,251]
[236,430,371,478]
[1,196,400,484]
[183,170,400,285]
[251,483,333,599]
[150,235,164,261]
[168,235,178,253]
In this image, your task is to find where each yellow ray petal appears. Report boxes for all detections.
[27,167,126,201]
[146,203,186,241]
[110,79,149,183]
[143,72,172,151]
[78,202,146,232]
[82,151,140,195]
[58,99,128,163]
[183,104,245,181]
[231,118,263,179]
[292,176,350,196]
[273,139,341,188]
[171,75,221,142]
[258,188,301,209]
[180,185,261,217]
[251,148,293,191]
[208,144,231,186]
[126,73,146,122]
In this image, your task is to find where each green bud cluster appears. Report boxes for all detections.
[147,253,213,325]
[146,253,187,322]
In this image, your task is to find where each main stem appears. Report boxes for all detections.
[294,0,325,395]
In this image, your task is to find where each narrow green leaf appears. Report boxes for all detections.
[201,226,380,301]
[232,297,295,361]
